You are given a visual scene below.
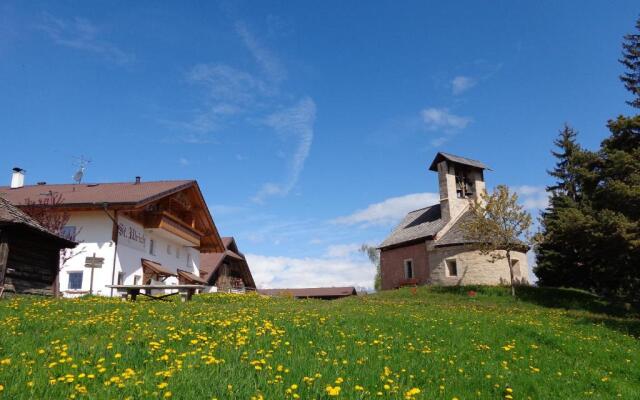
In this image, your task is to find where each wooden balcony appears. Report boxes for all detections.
[144,211,202,247]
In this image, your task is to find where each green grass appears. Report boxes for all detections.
[0,287,638,399]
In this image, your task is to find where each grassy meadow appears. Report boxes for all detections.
[0,287,638,399]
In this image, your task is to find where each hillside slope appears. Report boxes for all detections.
[0,287,638,399]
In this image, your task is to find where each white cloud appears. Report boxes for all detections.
[421,107,471,131]
[451,76,477,95]
[188,63,268,108]
[235,21,286,83]
[178,157,190,166]
[37,13,134,65]
[253,97,316,203]
[325,243,361,258]
[246,253,375,290]
[420,107,472,147]
[332,192,440,226]
[513,185,549,210]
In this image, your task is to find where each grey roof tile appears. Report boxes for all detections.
[428,152,490,171]
[434,210,477,246]
[379,204,445,248]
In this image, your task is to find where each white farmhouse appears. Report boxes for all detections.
[0,173,224,297]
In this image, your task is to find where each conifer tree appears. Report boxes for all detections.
[620,16,640,108]
[535,126,596,289]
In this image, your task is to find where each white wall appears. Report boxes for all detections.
[60,212,201,297]
[59,211,116,297]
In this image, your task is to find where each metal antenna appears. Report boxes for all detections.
[72,155,91,184]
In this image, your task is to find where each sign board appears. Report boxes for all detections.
[117,217,146,251]
[84,256,104,269]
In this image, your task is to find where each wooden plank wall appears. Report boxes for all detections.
[3,227,61,296]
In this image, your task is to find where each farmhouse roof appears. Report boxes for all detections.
[0,196,76,247]
[0,180,194,208]
[428,152,490,172]
[378,204,446,249]
[0,180,225,253]
[258,287,357,298]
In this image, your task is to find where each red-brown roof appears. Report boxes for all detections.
[1,180,225,253]
[0,180,193,207]
[258,287,357,298]
[177,269,208,285]
[142,259,176,277]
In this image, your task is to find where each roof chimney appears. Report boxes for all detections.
[135,176,141,185]
[10,167,25,189]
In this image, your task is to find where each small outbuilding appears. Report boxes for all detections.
[0,197,76,296]
[200,237,256,292]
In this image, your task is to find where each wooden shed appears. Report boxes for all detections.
[200,237,256,292]
[0,197,76,296]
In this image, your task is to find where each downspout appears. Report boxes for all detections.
[100,203,119,297]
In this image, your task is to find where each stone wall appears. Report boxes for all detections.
[427,244,529,286]
[380,242,429,290]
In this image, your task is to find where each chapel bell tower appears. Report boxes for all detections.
[428,152,489,223]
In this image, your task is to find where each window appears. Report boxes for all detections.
[68,272,83,290]
[176,247,180,259]
[117,272,124,285]
[446,259,458,277]
[404,259,414,279]
[133,275,141,285]
[167,244,172,255]
[149,239,155,255]
[61,226,77,241]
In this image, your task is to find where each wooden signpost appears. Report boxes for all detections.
[84,253,104,295]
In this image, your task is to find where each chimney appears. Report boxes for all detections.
[10,167,25,189]
[134,176,141,185]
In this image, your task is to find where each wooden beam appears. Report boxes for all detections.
[0,229,9,287]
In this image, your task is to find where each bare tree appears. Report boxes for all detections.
[21,191,82,265]
[360,244,381,291]
[463,185,532,296]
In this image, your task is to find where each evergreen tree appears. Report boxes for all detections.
[535,17,640,303]
[620,16,640,109]
[547,125,583,201]
[590,115,640,300]
[535,126,597,289]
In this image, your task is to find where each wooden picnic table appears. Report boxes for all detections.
[107,284,205,302]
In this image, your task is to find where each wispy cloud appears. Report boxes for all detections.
[421,107,472,147]
[188,63,269,107]
[246,253,375,290]
[36,13,134,65]
[235,21,286,83]
[332,192,440,227]
[253,97,316,203]
[174,21,316,202]
[513,185,549,210]
[422,107,471,131]
[451,75,477,95]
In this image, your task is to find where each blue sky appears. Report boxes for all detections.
[1,1,637,289]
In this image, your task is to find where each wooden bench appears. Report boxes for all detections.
[106,285,205,302]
